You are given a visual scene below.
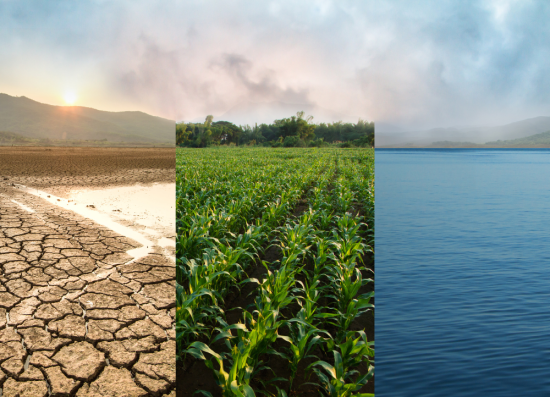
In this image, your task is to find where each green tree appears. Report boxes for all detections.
[205,115,214,127]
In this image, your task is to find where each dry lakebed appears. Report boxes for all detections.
[0,147,176,397]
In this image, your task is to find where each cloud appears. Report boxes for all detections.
[211,53,311,104]
[356,0,550,130]
[1,0,549,127]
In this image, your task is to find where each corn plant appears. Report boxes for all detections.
[307,351,374,397]
[278,320,331,392]
[176,148,374,394]
[307,331,374,397]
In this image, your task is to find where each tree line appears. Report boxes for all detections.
[176,112,374,148]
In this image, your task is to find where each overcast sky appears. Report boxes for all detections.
[1,0,549,128]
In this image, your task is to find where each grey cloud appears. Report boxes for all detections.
[1,0,550,128]
[361,1,550,130]
[211,54,311,105]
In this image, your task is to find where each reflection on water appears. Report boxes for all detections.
[69,183,175,231]
[20,183,175,263]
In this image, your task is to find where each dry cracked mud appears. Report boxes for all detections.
[0,179,175,396]
[0,147,175,190]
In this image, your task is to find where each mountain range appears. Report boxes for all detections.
[0,93,174,144]
[376,117,550,147]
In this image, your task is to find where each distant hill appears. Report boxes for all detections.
[380,130,550,148]
[0,130,32,143]
[0,93,174,144]
[377,116,550,147]
[484,130,550,147]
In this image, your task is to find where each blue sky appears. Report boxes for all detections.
[1,0,549,127]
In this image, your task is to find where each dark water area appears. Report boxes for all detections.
[376,149,550,396]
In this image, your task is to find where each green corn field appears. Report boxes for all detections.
[176,147,374,397]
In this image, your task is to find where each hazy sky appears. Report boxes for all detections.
[1,1,549,128]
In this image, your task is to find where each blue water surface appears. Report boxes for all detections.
[376,149,550,397]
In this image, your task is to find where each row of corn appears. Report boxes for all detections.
[176,148,374,396]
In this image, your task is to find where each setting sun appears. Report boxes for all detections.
[63,92,77,105]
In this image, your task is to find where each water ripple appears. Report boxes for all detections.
[376,149,550,396]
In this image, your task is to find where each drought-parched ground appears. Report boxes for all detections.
[0,147,176,396]
[0,147,174,190]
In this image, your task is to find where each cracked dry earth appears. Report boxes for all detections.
[0,186,175,397]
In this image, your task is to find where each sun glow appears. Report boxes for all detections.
[63,92,77,105]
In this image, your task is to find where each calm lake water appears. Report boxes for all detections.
[376,149,550,396]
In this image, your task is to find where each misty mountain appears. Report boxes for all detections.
[484,130,550,147]
[377,116,550,147]
[0,93,174,144]
[418,130,550,148]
